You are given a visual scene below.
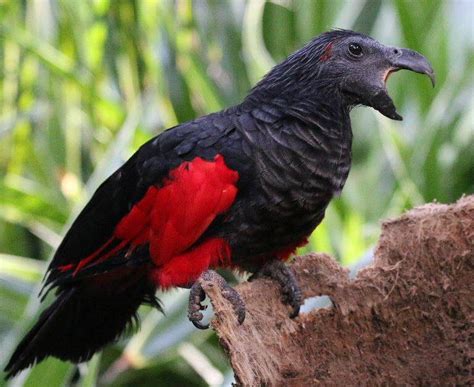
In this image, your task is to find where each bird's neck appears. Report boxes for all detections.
[245,73,348,115]
[237,87,353,199]
[242,82,351,140]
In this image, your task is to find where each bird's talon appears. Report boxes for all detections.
[188,270,246,328]
[189,308,210,330]
[289,305,300,319]
[257,260,303,319]
[221,286,246,325]
[191,319,209,330]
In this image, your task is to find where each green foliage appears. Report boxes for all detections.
[0,0,472,385]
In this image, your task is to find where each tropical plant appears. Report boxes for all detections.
[0,0,472,385]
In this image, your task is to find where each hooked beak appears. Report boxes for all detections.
[388,48,436,87]
[374,47,435,121]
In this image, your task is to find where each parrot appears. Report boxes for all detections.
[4,29,434,378]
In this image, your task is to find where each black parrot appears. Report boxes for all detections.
[5,29,434,378]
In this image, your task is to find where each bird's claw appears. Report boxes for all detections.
[252,260,303,318]
[220,283,246,325]
[188,270,246,329]
[188,284,210,329]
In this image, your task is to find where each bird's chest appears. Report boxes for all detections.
[256,125,353,207]
[223,125,352,264]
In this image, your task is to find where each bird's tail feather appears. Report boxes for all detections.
[4,276,159,379]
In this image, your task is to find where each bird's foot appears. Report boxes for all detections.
[188,270,246,329]
[251,260,303,318]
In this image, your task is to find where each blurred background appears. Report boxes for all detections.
[0,0,472,385]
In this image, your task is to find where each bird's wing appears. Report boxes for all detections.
[42,117,240,293]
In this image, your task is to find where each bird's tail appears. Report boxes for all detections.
[4,275,159,379]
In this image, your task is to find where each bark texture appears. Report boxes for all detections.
[201,195,473,386]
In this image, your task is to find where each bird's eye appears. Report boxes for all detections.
[348,43,363,57]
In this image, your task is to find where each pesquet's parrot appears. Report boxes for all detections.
[5,29,434,378]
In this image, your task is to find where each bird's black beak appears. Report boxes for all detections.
[389,48,436,87]
[373,47,435,121]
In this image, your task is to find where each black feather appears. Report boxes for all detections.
[5,278,157,379]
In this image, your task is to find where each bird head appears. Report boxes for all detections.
[248,30,435,121]
[313,30,435,120]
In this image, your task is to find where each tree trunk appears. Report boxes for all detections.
[202,195,473,386]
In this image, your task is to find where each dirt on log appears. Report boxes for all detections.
[201,195,473,386]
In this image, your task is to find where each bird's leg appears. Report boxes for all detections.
[188,270,246,330]
[251,260,303,318]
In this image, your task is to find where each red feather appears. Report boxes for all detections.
[59,155,238,288]
[320,42,333,62]
[150,237,231,288]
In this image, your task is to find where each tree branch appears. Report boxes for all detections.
[202,195,473,386]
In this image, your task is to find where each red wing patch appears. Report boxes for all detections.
[148,155,237,264]
[58,155,238,288]
[275,237,308,260]
[151,237,231,288]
